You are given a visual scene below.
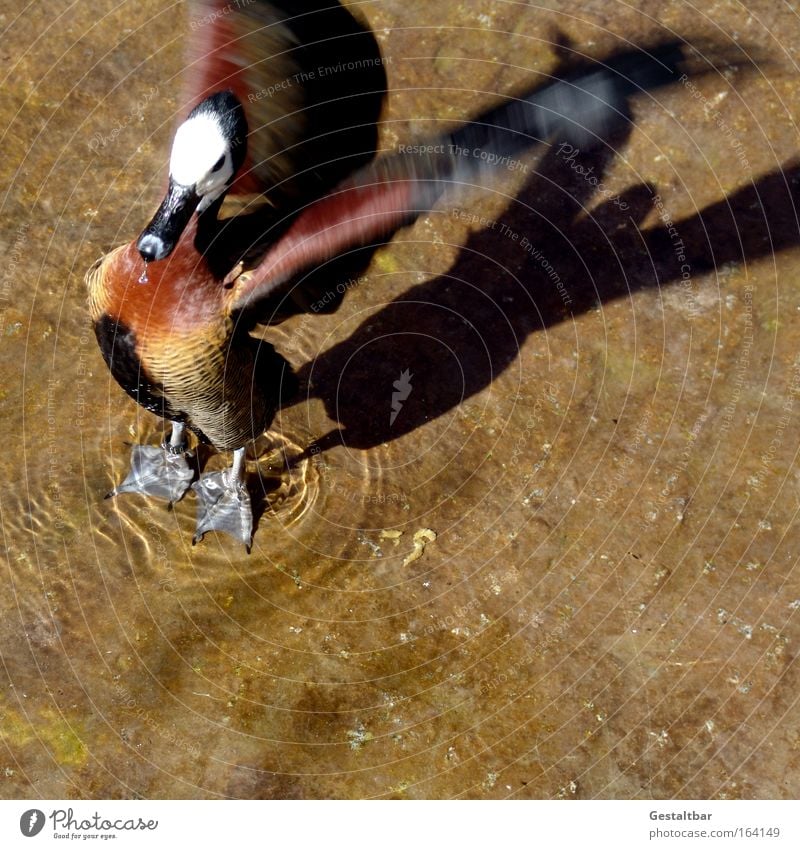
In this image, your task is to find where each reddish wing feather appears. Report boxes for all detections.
[181,1,307,196]
[226,157,440,311]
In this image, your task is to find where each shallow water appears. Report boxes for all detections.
[1,0,800,798]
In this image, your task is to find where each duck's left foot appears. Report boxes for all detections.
[108,440,194,504]
[192,448,252,549]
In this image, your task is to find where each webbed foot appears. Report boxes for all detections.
[191,448,252,549]
[108,443,194,504]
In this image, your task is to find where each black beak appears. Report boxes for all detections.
[136,178,201,262]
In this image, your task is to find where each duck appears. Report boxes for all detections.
[87,1,688,547]
[89,0,387,548]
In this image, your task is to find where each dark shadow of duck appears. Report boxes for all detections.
[274,140,799,456]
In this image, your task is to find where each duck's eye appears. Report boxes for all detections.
[211,154,225,173]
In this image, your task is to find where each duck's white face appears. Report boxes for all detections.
[169,113,235,211]
[137,90,247,264]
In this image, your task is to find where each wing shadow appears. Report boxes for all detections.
[283,141,800,455]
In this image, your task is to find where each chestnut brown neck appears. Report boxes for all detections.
[112,221,226,336]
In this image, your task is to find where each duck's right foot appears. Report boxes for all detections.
[191,448,252,550]
[107,423,194,504]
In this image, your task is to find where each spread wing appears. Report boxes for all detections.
[181,0,386,206]
[224,42,688,313]
[223,156,434,314]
